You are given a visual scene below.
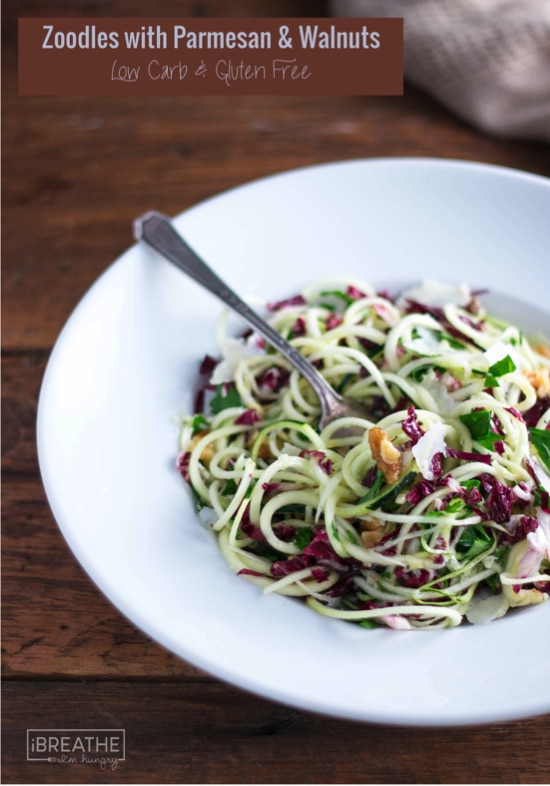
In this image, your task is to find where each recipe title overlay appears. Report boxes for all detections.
[18,18,403,96]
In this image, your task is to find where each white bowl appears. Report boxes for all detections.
[37,158,550,725]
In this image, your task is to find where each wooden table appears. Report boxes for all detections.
[3,1,550,782]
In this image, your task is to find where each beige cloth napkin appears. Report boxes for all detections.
[331,0,550,141]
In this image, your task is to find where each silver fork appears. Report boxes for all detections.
[133,211,372,428]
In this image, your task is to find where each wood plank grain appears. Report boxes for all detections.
[2,681,550,785]
[4,1,550,781]
[2,354,201,678]
[1,351,47,475]
[5,89,549,350]
[4,0,550,351]
[1,500,195,681]
[2,473,200,679]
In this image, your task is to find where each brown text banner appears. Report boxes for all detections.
[18,17,403,96]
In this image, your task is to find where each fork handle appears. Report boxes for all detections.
[133,212,345,419]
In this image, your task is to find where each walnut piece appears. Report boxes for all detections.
[524,367,550,398]
[368,426,402,484]
[189,430,215,467]
[360,519,385,548]
[244,429,276,460]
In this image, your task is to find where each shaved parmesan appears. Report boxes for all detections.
[210,337,265,384]
[412,421,448,480]
[399,280,471,309]
[466,591,509,624]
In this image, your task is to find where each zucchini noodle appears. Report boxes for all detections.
[177,279,550,630]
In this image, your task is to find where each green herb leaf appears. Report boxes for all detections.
[358,619,380,629]
[484,573,501,594]
[488,354,517,377]
[456,524,493,559]
[320,289,355,306]
[293,526,313,550]
[367,344,384,359]
[493,546,508,567]
[477,434,502,450]
[409,367,429,382]
[438,331,466,350]
[461,479,481,491]
[410,364,445,382]
[445,497,465,514]
[529,427,550,473]
[277,503,306,515]
[191,414,208,435]
[222,479,238,496]
[210,384,242,414]
[459,410,501,448]
[191,486,205,512]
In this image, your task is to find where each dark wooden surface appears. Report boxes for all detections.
[3,1,550,783]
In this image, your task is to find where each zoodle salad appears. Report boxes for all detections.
[177,279,550,629]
